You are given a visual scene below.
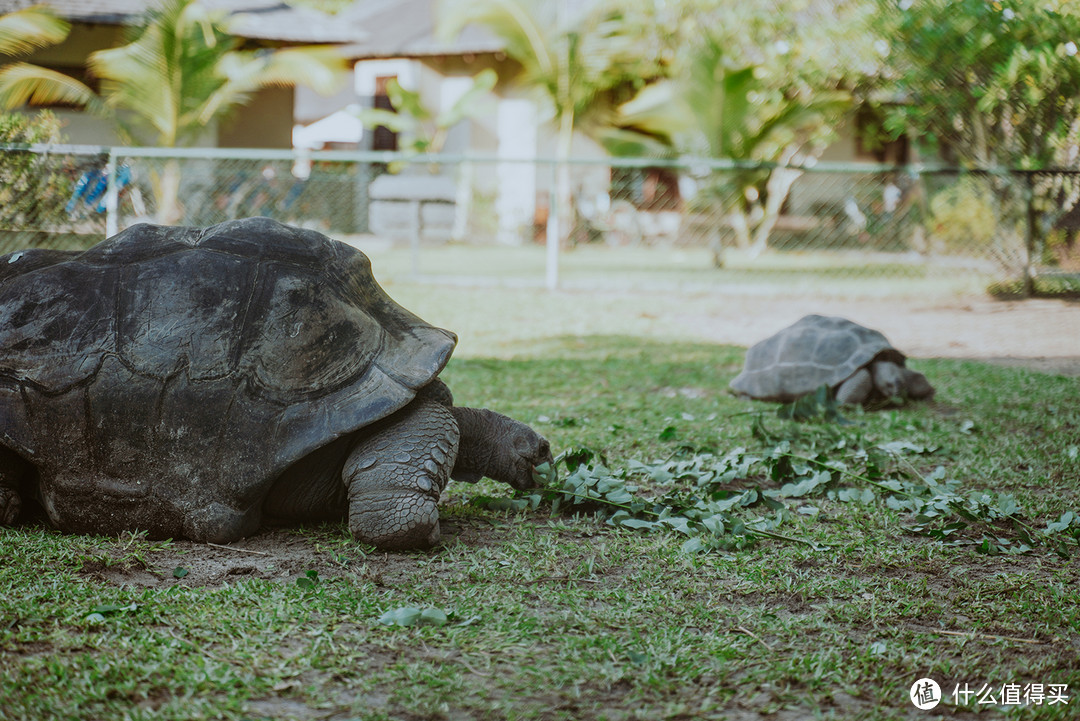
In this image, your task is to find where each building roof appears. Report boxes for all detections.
[336,0,504,59]
[0,0,504,53]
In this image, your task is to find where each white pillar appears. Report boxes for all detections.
[495,98,538,245]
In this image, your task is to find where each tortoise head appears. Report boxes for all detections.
[872,361,935,402]
[903,368,935,400]
[450,408,555,490]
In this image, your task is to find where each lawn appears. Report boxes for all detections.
[1,280,1078,720]
[355,241,996,298]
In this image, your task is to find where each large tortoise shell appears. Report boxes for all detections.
[0,217,455,538]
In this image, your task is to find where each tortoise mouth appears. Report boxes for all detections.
[529,460,557,489]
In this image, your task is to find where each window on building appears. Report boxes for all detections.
[372,75,398,152]
[854,105,909,164]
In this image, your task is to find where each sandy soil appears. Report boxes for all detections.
[672,295,1080,375]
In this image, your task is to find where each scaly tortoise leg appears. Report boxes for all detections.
[835,368,873,405]
[341,398,459,550]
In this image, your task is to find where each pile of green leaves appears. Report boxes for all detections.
[479,425,1080,559]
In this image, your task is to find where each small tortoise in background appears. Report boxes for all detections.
[729,314,935,406]
[0,217,554,550]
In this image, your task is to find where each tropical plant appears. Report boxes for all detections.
[437,0,660,246]
[877,0,1080,290]
[608,37,849,259]
[602,0,867,260]
[0,110,79,231]
[355,68,498,160]
[0,0,347,223]
[878,0,1080,171]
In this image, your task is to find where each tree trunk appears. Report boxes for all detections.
[555,109,574,248]
[972,114,992,168]
[153,158,183,225]
[727,210,752,249]
[748,165,803,260]
[746,145,805,260]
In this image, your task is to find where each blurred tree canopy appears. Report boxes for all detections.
[600,0,876,256]
[877,0,1080,170]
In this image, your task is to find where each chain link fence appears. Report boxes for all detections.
[1,144,1077,293]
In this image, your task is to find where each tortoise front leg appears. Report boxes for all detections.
[342,398,459,550]
[835,368,873,405]
[0,446,31,525]
[870,360,905,398]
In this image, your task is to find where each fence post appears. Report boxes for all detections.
[410,203,421,278]
[1022,171,1037,297]
[545,165,559,291]
[104,149,119,238]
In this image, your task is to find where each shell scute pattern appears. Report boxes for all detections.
[730,315,905,403]
[0,217,456,540]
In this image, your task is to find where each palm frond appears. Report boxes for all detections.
[352,107,418,135]
[436,68,497,129]
[437,0,556,82]
[91,33,180,144]
[0,6,70,57]
[195,46,346,127]
[0,63,99,112]
[596,126,676,159]
[612,81,688,141]
[227,47,346,95]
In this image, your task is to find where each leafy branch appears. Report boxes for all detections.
[477,437,1080,558]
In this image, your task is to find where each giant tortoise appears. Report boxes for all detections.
[0,217,554,550]
[729,314,934,405]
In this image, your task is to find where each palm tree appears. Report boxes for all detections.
[437,0,653,247]
[0,0,347,222]
[0,4,68,58]
[606,30,849,260]
[0,4,101,109]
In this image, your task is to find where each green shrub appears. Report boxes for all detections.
[927,176,998,252]
[0,110,80,231]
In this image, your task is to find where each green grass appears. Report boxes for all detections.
[356,242,995,297]
[2,330,1079,718]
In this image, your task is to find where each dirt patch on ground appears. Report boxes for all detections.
[72,520,496,590]
[75,529,353,589]
[673,295,1080,375]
